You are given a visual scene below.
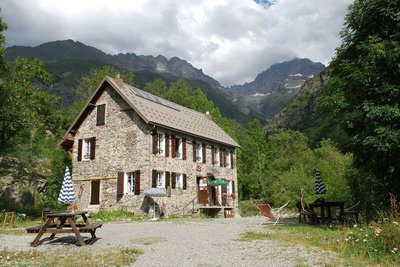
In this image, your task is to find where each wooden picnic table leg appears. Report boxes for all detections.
[31,219,54,247]
[327,205,332,224]
[50,217,67,240]
[66,217,86,246]
[81,213,91,225]
[320,206,325,224]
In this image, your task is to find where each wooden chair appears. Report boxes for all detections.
[298,189,317,224]
[257,201,289,225]
[2,212,16,228]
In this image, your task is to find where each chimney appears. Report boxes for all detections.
[114,73,124,87]
[205,111,212,120]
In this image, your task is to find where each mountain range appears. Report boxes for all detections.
[5,40,325,124]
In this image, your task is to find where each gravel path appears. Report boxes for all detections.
[0,217,342,266]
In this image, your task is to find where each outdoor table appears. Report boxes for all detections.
[309,201,344,224]
[27,211,102,247]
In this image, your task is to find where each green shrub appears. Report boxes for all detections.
[239,200,259,217]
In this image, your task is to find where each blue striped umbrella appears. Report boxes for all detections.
[57,166,77,204]
[315,171,327,195]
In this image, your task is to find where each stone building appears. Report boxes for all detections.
[60,76,240,217]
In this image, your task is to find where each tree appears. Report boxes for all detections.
[325,0,400,203]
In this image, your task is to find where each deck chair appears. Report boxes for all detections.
[338,201,360,224]
[257,201,290,225]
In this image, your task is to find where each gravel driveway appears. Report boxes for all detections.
[0,217,341,266]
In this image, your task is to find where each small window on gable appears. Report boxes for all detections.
[196,143,202,162]
[214,147,220,165]
[78,137,96,161]
[157,133,165,155]
[96,104,106,126]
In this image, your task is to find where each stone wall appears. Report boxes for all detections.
[72,85,238,215]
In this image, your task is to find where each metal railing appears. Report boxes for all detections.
[181,195,198,218]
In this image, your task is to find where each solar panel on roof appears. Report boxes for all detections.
[127,85,180,111]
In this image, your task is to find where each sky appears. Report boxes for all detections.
[1,0,353,86]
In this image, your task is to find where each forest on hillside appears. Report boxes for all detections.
[0,0,399,218]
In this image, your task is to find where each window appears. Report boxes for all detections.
[196,143,202,162]
[214,146,220,165]
[157,172,165,188]
[83,139,92,160]
[125,172,135,194]
[117,171,140,195]
[175,173,183,189]
[78,137,96,161]
[157,133,165,155]
[176,138,182,159]
[96,104,106,126]
[226,150,231,167]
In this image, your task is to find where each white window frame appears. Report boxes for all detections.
[82,138,92,161]
[214,146,220,165]
[157,171,165,188]
[176,137,183,159]
[196,143,202,162]
[125,172,135,194]
[175,173,183,189]
[157,133,165,155]
[226,150,231,167]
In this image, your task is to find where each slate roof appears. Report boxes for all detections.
[61,76,240,148]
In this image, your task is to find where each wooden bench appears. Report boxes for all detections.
[78,223,103,242]
[26,223,102,243]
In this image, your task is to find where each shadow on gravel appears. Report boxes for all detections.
[35,235,101,246]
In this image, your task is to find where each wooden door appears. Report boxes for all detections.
[197,176,208,204]
[90,180,100,205]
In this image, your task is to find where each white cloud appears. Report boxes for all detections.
[1,0,353,86]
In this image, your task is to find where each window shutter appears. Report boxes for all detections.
[232,180,236,193]
[152,170,157,188]
[192,141,196,162]
[231,150,234,169]
[182,139,187,160]
[90,137,96,160]
[171,172,176,189]
[165,133,169,157]
[152,131,157,154]
[77,139,82,161]
[211,145,215,164]
[96,104,106,126]
[183,174,187,190]
[117,172,124,196]
[165,172,170,189]
[134,170,140,195]
[171,135,176,158]
[202,143,206,163]
[223,149,226,167]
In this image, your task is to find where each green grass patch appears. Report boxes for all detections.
[0,248,142,266]
[89,209,146,222]
[238,219,400,266]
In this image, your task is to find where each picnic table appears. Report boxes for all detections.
[26,211,102,247]
[309,200,344,224]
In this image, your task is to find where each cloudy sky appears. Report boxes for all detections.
[1,0,352,86]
